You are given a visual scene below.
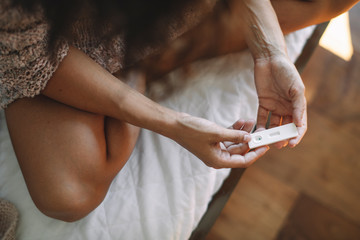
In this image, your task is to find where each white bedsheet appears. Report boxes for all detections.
[0,26,314,240]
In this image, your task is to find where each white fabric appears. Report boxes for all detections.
[0,26,314,240]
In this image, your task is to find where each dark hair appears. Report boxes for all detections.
[12,0,192,60]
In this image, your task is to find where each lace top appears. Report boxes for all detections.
[0,0,214,109]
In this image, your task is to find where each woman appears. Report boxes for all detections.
[1,0,358,222]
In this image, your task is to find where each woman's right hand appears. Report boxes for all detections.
[172,114,269,169]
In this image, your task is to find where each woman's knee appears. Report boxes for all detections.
[4,96,117,221]
[31,177,109,222]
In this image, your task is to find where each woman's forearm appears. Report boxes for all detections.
[43,46,179,138]
[235,0,287,59]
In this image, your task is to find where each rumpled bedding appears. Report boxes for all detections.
[0,26,314,240]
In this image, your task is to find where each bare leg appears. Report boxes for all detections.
[4,76,145,222]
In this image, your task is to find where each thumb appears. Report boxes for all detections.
[289,81,306,127]
[216,128,251,143]
[292,95,307,127]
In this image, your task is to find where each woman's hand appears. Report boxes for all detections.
[173,115,269,169]
[254,54,307,148]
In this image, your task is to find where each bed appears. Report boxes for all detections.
[0,26,315,240]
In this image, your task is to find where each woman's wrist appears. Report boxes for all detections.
[253,49,289,64]
[153,108,184,139]
[252,45,287,61]
[113,86,179,136]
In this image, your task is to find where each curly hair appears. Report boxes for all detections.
[12,0,193,54]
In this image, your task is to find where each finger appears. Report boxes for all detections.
[224,119,256,148]
[282,115,293,125]
[224,120,246,147]
[289,110,307,147]
[220,142,227,151]
[269,114,287,149]
[292,95,307,128]
[254,126,266,133]
[223,141,235,148]
[242,119,256,133]
[227,143,249,155]
[243,146,270,167]
[217,128,251,144]
[272,140,288,149]
[272,115,292,148]
[269,113,282,129]
[256,106,269,130]
[224,119,256,150]
[225,146,270,168]
[231,119,246,130]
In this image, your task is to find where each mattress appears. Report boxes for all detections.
[0,26,314,240]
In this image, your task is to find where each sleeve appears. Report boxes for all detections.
[0,1,69,109]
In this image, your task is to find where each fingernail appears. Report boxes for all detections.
[289,141,296,148]
[244,134,251,142]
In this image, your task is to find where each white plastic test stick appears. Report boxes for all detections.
[248,123,299,149]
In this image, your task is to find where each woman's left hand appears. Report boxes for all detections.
[254,53,307,148]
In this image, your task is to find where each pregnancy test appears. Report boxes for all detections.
[248,123,299,149]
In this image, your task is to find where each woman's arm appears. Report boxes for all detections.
[42,46,269,168]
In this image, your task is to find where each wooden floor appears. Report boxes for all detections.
[206,5,360,240]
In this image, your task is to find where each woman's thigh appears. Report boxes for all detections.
[5,94,106,193]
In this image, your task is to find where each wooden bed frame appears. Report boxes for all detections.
[189,22,330,240]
